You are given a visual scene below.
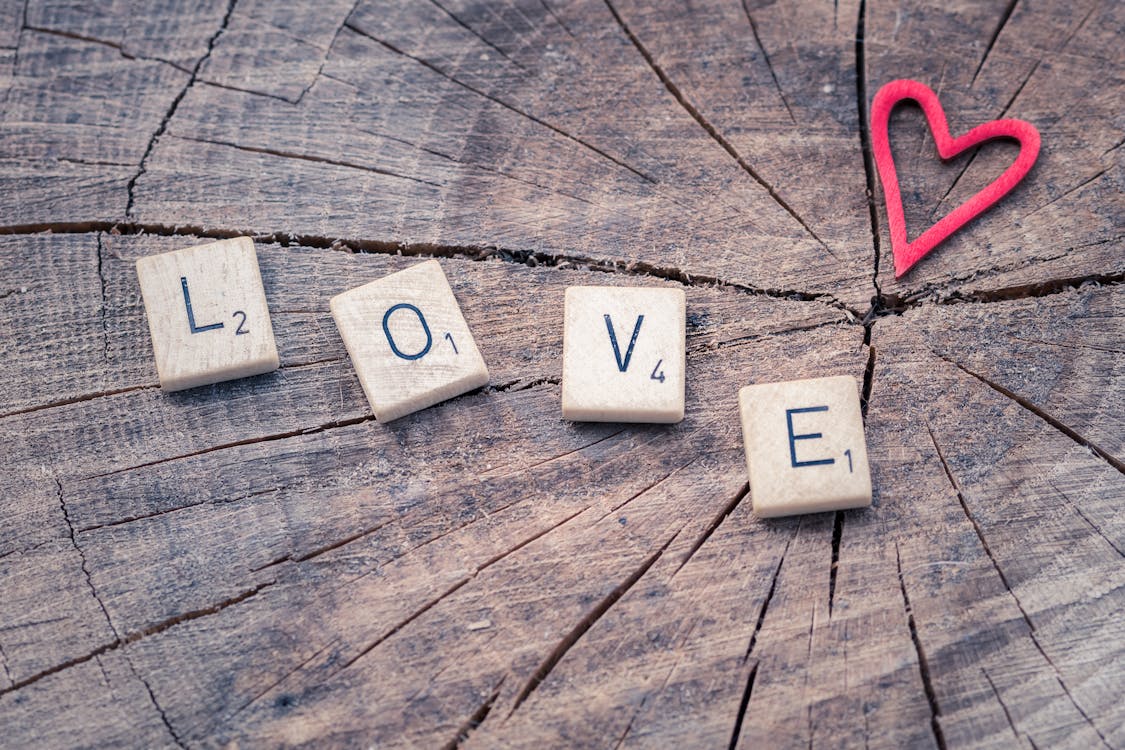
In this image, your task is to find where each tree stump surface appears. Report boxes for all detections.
[1,0,1122,747]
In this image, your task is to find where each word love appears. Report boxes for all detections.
[871,79,1041,277]
[136,243,872,517]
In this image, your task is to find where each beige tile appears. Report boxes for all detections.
[136,237,279,391]
[562,286,686,423]
[330,260,489,423]
[738,375,872,517]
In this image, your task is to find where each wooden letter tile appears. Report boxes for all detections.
[738,375,872,517]
[330,260,489,422]
[136,237,280,391]
[562,286,686,423]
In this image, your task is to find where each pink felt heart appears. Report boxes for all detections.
[870,79,1041,277]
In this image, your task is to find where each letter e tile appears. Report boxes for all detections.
[136,237,279,391]
[562,286,686,423]
[330,260,489,422]
[738,375,872,517]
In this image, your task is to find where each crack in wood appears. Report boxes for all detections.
[938,357,1125,475]
[611,651,684,750]
[191,1,361,106]
[854,0,883,308]
[342,21,657,185]
[972,0,1022,87]
[340,507,590,674]
[1005,334,1125,356]
[739,3,796,125]
[0,222,856,313]
[1061,2,1099,51]
[0,639,12,687]
[194,77,307,105]
[827,510,844,618]
[79,484,292,536]
[55,156,136,168]
[935,54,1042,223]
[0,582,272,698]
[0,540,61,564]
[671,483,748,577]
[1017,168,1110,222]
[895,541,947,750]
[981,667,1024,744]
[425,0,526,72]
[688,318,852,355]
[484,428,627,481]
[507,523,687,717]
[0,384,157,422]
[54,478,121,641]
[1047,479,1125,558]
[727,661,759,750]
[881,258,1124,311]
[536,0,576,41]
[125,0,238,217]
[285,0,362,105]
[83,414,377,481]
[860,344,877,420]
[926,425,1035,632]
[135,664,187,749]
[252,516,397,572]
[1103,135,1125,158]
[742,531,792,665]
[828,344,875,619]
[95,234,110,365]
[485,377,561,395]
[441,675,507,749]
[21,25,191,73]
[925,426,1112,746]
[227,638,340,719]
[175,135,445,188]
[352,125,601,207]
[602,0,835,258]
[596,457,699,523]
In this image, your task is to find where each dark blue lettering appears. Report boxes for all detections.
[786,406,835,468]
[604,314,644,372]
[181,277,223,334]
[382,303,432,360]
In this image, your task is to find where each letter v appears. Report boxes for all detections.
[604,314,644,372]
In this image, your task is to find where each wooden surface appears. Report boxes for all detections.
[0,0,1121,747]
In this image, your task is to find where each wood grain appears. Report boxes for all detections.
[0,0,1121,746]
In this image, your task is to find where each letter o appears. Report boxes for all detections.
[382,303,432,360]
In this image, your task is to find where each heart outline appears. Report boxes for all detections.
[870,79,1041,277]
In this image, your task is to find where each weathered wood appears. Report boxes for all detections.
[0,0,1121,747]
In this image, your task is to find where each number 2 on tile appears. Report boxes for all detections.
[844,449,853,473]
[650,359,665,383]
[444,332,459,354]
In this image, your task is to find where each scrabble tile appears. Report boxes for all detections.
[330,260,489,422]
[738,375,872,517]
[136,237,279,391]
[562,286,686,423]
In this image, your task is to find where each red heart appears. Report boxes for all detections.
[870,79,1041,277]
